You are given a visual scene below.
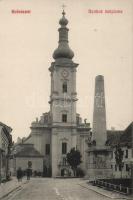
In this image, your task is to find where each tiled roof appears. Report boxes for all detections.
[107,130,123,146]
[119,122,133,147]
[0,122,12,143]
[0,122,12,133]
[107,122,133,147]
[15,144,43,158]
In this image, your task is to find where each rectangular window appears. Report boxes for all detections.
[115,165,117,171]
[63,83,67,93]
[62,114,67,122]
[119,164,123,171]
[125,149,128,158]
[63,157,67,166]
[126,164,129,171]
[46,144,50,155]
[111,152,113,159]
[62,142,67,154]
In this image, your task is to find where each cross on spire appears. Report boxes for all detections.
[62,4,66,16]
[62,4,66,10]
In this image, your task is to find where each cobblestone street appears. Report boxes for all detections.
[1,178,126,200]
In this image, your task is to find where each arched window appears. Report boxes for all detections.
[62,82,67,93]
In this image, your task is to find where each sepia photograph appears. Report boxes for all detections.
[0,0,133,199]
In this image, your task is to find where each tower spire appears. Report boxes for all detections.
[53,8,74,60]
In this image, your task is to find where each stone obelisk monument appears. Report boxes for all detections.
[92,75,107,146]
[87,75,112,179]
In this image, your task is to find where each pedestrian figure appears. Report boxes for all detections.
[16,167,23,182]
[26,168,32,180]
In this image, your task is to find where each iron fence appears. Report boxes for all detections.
[92,179,133,195]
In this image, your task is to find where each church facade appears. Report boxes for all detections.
[22,11,91,177]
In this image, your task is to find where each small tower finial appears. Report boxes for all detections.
[53,4,74,60]
[62,4,66,15]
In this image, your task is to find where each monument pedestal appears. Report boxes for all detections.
[87,146,113,179]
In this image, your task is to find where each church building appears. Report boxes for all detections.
[18,10,91,177]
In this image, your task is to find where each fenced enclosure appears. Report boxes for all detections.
[91,178,133,195]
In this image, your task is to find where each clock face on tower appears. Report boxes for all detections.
[61,70,69,78]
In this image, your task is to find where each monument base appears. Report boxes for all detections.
[86,146,113,180]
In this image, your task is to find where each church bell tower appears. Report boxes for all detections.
[49,10,78,177]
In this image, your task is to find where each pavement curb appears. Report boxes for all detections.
[0,185,21,200]
[79,183,127,199]
[0,181,28,200]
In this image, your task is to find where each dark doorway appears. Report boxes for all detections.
[43,165,47,177]
[61,169,65,176]
[43,165,52,177]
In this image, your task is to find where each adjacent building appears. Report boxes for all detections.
[108,122,133,179]
[0,122,12,181]
[11,143,44,176]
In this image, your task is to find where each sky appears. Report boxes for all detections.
[0,0,133,141]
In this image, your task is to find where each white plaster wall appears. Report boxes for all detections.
[51,66,77,125]
[25,134,42,154]
[25,129,51,155]
[51,130,58,177]
[111,147,132,178]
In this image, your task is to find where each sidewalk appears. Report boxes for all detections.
[0,177,27,199]
[79,181,133,199]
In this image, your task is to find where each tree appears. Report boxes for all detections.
[114,145,124,178]
[66,147,82,176]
